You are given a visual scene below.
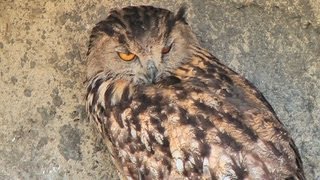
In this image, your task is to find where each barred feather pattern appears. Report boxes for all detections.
[85,5,305,180]
[86,44,305,179]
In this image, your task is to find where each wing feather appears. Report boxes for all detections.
[86,49,304,179]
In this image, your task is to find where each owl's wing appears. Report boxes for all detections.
[86,53,304,179]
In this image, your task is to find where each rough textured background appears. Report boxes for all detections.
[0,0,319,179]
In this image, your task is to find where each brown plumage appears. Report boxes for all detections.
[85,6,305,179]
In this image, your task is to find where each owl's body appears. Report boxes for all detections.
[86,6,305,179]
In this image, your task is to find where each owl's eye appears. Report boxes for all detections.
[161,44,172,54]
[117,52,136,61]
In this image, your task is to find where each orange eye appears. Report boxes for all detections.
[117,52,136,61]
[161,44,172,54]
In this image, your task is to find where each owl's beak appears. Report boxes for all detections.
[146,60,158,84]
[134,60,159,84]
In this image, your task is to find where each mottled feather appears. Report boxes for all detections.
[86,5,305,180]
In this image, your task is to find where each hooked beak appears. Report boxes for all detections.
[134,60,159,84]
[146,60,158,84]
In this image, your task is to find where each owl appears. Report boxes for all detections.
[85,6,305,179]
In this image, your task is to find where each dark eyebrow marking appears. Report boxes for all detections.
[118,34,126,44]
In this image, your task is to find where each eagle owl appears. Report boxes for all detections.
[85,6,305,179]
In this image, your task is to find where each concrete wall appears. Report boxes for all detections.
[0,0,319,179]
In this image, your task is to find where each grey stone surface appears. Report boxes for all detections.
[0,0,319,179]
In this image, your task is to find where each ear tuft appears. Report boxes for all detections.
[175,6,188,24]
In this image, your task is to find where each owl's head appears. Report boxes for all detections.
[86,6,199,84]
